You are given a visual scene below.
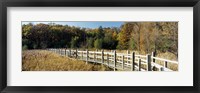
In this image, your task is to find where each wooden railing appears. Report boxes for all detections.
[46,48,178,71]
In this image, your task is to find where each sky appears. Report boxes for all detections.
[22,21,124,28]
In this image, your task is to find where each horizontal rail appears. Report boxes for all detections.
[46,48,178,71]
[152,57,178,64]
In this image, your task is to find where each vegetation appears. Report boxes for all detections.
[22,22,178,58]
[22,22,178,71]
[22,50,112,71]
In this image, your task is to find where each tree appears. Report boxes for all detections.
[94,39,103,49]
[86,37,94,48]
[96,26,104,38]
[117,23,131,49]
[22,22,178,59]
[129,33,135,50]
[70,37,79,48]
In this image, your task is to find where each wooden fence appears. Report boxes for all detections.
[46,48,178,71]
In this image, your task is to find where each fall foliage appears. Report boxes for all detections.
[22,22,178,58]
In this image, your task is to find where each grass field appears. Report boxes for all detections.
[22,50,112,71]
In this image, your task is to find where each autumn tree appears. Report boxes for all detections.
[22,22,178,58]
[117,23,134,49]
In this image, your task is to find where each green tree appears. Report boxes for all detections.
[70,37,79,48]
[96,26,104,38]
[94,39,103,49]
[86,37,94,48]
[103,30,117,49]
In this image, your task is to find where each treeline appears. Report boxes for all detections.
[22,22,178,56]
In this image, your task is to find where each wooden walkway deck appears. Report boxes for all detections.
[47,49,178,71]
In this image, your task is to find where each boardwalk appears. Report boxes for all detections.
[47,49,178,71]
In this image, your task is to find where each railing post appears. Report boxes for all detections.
[107,53,109,66]
[114,50,116,71]
[61,49,63,55]
[151,52,156,71]
[76,49,78,58]
[95,49,97,63]
[86,49,88,64]
[122,55,124,70]
[65,48,66,56]
[127,50,129,54]
[94,51,95,62]
[131,52,135,71]
[127,50,129,64]
[63,49,64,56]
[82,51,83,60]
[147,54,151,71]
[152,52,155,63]
[102,50,104,64]
[58,49,60,54]
[69,49,71,57]
[160,67,164,71]
[61,49,62,55]
[164,61,168,68]
[59,49,61,55]
[138,59,141,71]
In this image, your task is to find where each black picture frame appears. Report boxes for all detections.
[0,0,199,93]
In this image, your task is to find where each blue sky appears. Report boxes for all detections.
[22,21,124,28]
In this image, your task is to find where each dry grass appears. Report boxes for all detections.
[155,52,178,71]
[22,50,112,71]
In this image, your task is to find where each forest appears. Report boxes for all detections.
[22,22,178,57]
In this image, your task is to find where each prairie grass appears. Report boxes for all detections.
[22,50,112,71]
[155,52,178,71]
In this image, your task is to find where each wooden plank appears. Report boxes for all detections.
[107,53,109,66]
[69,49,71,57]
[138,59,141,71]
[76,49,78,58]
[65,48,66,56]
[147,54,151,71]
[131,52,135,71]
[160,67,164,71]
[140,59,147,62]
[49,49,177,71]
[114,50,116,71]
[152,62,173,71]
[152,57,178,64]
[94,51,95,62]
[82,51,83,60]
[102,50,104,64]
[86,49,88,64]
[164,61,168,68]
[135,55,146,58]
[152,52,156,63]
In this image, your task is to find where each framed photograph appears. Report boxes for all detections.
[0,0,199,93]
